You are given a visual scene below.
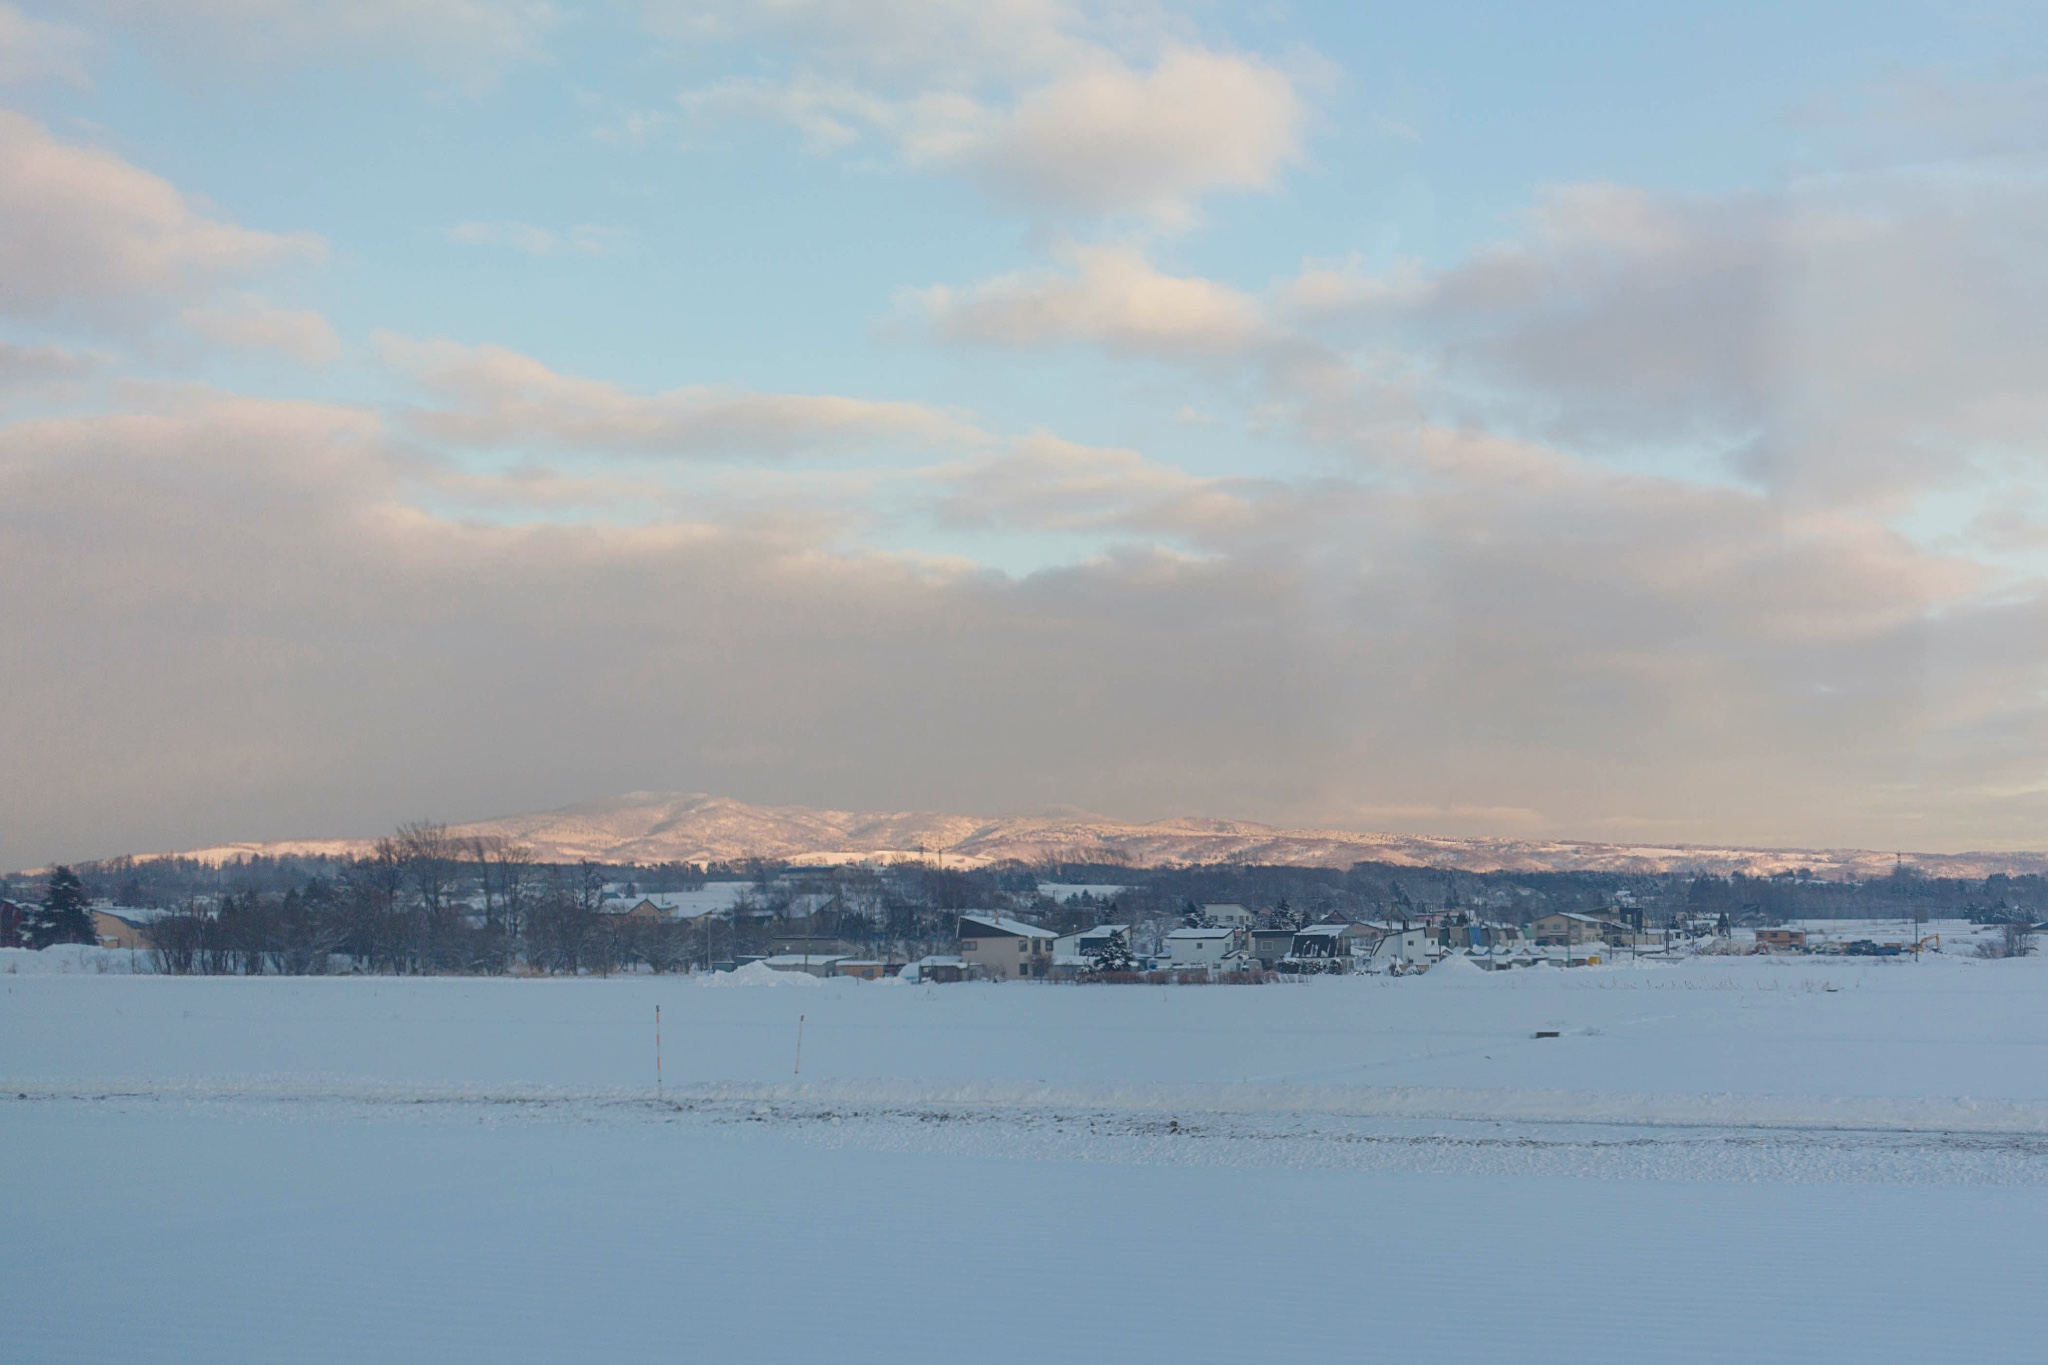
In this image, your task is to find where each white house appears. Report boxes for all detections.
[1200,904,1256,928]
[1361,925,1436,967]
[1053,923,1132,965]
[1166,925,1241,968]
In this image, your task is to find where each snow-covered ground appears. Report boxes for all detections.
[7,939,2048,1362]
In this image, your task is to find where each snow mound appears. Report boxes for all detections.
[0,946,153,975]
[700,961,823,988]
[1416,953,1487,981]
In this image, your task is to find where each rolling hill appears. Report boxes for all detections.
[157,791,2048,881]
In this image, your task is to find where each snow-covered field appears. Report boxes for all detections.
[7,937,2048,1362]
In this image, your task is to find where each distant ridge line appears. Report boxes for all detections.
[112,791,2048,881]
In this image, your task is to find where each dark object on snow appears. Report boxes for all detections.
[1533,1030,1561,1039]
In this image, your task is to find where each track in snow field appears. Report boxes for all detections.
[9,1079,2048,1187]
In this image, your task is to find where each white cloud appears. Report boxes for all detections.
[1281,173,2048,511]
[446,221,629,256]
[0,3,90,85]
[447,220,558,255]
[1275,255,1430,322]
[933,432,1261,535]
[664,2,1308,221]
[913,243,1271,354]
[0,340,99,383]
[181,294,341,365]
[976,43,1303,220]
[380,334,987,458]
[84,0,559,88]
[0,110,322,323]
[653,0,1090,89]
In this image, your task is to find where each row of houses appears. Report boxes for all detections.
[747,909,1670,981]
[968,914,1443,976]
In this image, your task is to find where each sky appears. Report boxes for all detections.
[4,0,2048,867]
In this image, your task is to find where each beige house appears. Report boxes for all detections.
[614,898,665,921]
[92,909,149,950]
[1201,904,1256,928]
[957,913,1055,980]
[1531,912,1626,946]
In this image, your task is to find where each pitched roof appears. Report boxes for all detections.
[1167,926,1235,940]
[958,913,1055,939]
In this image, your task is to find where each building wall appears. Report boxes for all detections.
[1533,916,1611,945]
[959,933,1050,979]
[1247,930,1296,966]
[1167,933,1236,966]
[92,911,148,950]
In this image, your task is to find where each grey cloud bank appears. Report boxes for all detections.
[2,389,2040,870]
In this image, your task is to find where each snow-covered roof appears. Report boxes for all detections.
[611,883,755,916]
[959,913,1055,939]
[1037,882,1127,903]
[1167,926,1235,940]
[1294,923,1351,939]
[89,904,174,924]
[759,954,848,967]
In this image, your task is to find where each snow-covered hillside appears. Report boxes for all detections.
[130,789,2048,878]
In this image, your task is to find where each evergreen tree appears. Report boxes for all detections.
[28,866,95,948]
[1182,900,1209,929]
[1088,928,1136,974]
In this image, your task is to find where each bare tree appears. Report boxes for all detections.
[2005,919,2037,958]
[146,901,210,975]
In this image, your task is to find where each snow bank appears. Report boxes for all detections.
[1416,952,1488,980]
[0,945,154,975]
[699,960,823,989]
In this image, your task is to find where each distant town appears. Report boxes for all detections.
[5,821,2042,975]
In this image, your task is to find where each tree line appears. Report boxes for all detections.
[136,823,728,976]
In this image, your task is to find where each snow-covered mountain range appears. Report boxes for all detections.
[157,791,2048,880]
